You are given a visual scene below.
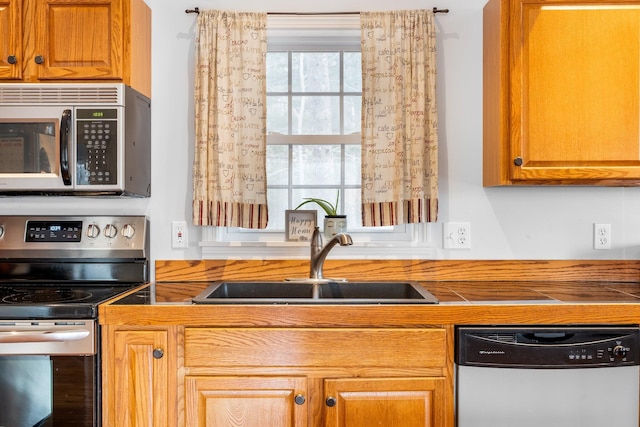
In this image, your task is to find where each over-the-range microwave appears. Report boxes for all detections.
[0,83,150,196]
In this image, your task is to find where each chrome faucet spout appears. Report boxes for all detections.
[309,226,353,280]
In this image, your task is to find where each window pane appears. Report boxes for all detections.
[267,96,289,134]
[345,145,361,185]
[344,188,362,230]
[266,145,289,185]
[267,52,289,92]
[292,145,341,185]
[266,188,288,231]
[344,52,362,92]
[344,95,361,135]
[292,96,340,134]
[292,52,340,92]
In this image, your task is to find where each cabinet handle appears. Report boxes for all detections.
[325,397,337,407]
[7,55,17,65]
[152,348,164,359]
[514,157,523,166]
[294,394,305,405]
[34,55,44,64]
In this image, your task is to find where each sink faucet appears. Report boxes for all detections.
[309,226,353,280]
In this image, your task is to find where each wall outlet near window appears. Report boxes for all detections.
[171,221,188,249]
[443,222,471,249]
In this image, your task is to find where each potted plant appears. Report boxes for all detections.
[295,191,347,238]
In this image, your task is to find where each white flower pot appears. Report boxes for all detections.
[323,215,347,239]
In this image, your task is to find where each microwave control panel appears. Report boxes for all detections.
[75,108,118,186]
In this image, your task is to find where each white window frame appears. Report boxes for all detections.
[199,15,435,260]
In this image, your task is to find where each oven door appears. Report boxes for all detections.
[0,320,99,427]
[0,107,71,192]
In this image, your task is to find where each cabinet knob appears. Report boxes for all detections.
[294,394,305,405]
[7,55,17,65]
[34,55,45,64]
[152,348,164,359]
[514,157,523,166]
[325,397,337,407]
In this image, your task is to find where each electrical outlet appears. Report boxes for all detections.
[444,222,471,249]
[593,223,611,250]
[172,221,188,248]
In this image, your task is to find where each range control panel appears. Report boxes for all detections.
[457,326,640,368]
[0,215,148,258]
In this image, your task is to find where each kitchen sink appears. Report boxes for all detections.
[192,281,439,304]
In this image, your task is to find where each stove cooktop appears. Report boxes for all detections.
[0,284,139,319]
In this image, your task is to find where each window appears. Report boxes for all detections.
[265,49,363,232]
[202,16,433,257]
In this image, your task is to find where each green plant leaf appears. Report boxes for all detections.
[295,198,337,216]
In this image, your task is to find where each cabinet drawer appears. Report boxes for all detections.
[184,328,446,368]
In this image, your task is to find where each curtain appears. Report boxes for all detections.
[360,10,439,226]
[193,11,269,228]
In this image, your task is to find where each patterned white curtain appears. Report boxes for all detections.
[193,11,269,228]
[360,10,439,226]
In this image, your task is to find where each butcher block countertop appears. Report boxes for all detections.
[99,259,640,327]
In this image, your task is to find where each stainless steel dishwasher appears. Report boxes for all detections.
[456,326,640,427]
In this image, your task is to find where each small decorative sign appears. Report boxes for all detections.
[285,210,317,241]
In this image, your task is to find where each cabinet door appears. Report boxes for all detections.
[484,0,640,185]
[0,0,21,79]
[185,376,308,427]
[106,329,168,427]
[27,0,123,80]
[324,377,446,427]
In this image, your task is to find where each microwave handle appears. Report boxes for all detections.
[60,109,72,186]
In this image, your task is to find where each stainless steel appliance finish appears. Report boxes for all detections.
[456,326,640,427]
[0,215,149,427]
[0,83,151,196]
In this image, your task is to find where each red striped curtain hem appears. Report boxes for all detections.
[193,200,269,229]
[362,198,438,227]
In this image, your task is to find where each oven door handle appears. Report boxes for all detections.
[0,329,90,343]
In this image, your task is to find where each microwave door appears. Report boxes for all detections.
[0,109,71,192]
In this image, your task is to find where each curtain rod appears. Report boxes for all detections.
[185,7,450,15]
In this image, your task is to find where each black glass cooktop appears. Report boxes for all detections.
[0,284,139,319]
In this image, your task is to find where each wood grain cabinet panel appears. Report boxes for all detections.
[185,376,308,427]
[484,0,640,185]
[324,377,447,427]
[0,0,151,97]
[103,328,169,427]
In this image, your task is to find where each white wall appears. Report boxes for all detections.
[3,0,640,269]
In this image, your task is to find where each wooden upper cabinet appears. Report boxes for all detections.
[0,0,21,79]
[0,0,151,97]
[483,0,640,185]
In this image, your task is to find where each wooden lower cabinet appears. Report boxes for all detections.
[324,377,446,427]
[184,375,445,427]
[184,376,308,427]
[102,327,173,427]
[102,325,451,426]
[182,327,451,427]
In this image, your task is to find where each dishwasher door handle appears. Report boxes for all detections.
[0,329,90,343]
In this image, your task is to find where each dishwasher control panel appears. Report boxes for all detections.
[456,326,640,368]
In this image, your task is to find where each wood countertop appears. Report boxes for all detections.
[100,280,640,327]
[99,259,640,327]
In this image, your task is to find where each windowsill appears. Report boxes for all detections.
[200,240,436,260]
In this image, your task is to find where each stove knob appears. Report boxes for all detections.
[121,224,135,239]
[86,223,100,238]
[103,224,118,239]
[612,345,628,360]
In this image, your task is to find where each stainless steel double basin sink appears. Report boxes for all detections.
[192,281,439,304]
